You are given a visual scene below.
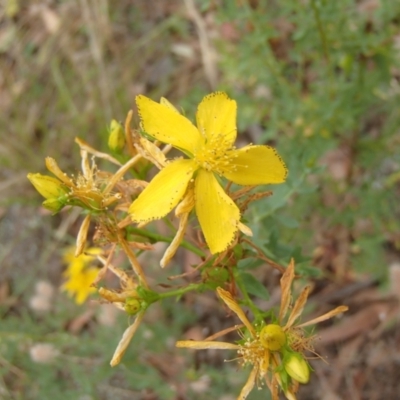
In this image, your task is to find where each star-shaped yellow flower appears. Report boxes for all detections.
[129,92,287,253]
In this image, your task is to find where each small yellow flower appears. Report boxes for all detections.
[62,247,101,304]
[129,92,287,254]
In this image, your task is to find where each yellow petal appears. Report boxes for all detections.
[195,169,240,253]
[238,222,253,237]
[238,366,257,400]
[136,95,204,155]
[216,287,256,337]
[223,145,288,185]
[176,340,239,350]
[27,173,67,199]
[75,215,91,257]
[160,211,189,268]
[285,286,310,330]
[297,305,349,328]
[284,389,297,400]
[45,157,75,187]
[196,92,237,147]
[160,97,180,113]
[110,312,145,366]
[279,259,295,324]
[137,136,167,169]
[129,159,196,222]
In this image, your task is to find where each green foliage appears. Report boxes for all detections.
[215,0,400,280]
[1,0,399,399]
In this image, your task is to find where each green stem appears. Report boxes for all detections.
[158,283,203,300]
[235,272,262,318]
[128,227,205,257]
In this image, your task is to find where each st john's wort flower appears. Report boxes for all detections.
[129,92,287,254]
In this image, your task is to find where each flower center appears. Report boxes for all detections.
[259,324,286,351]
[193,133,237,175]
[237,335,270,383]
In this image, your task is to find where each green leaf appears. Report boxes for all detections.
[239,271,270,300]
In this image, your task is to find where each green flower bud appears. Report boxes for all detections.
[284,352,310,384]
[27,173,67,200]
[108,119,125,152]
[124,297,141,315]
[42,197,66,213]
[259,324,286,351]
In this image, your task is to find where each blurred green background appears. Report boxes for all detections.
[1,0,400,399]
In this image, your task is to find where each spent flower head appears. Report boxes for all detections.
[129,92,287,254]
[176,260,348,400]
[277,259,349,356]
[28,140,122,215]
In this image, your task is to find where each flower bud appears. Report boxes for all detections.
[260,324,286,351]
[108,119,125,152]
[283,352,310,384]
[27,173,67,199]
[124,297,141,315]
[42,198,66,213]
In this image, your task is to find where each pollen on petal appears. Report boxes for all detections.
[129,159,196,223]
[222,145,288,185]
[196,92,237,147]
[194,169,240,253]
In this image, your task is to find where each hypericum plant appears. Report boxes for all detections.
[28,92,347,400]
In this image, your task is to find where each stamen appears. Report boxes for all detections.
[193,133,238,175]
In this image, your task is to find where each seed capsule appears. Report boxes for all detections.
[259,324,286,351]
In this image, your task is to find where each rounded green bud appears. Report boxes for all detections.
[108,119,125,152]
[124,297,141,315]
[283,352,310,384]
[259,324,286,351]
[42,197,66,213]
[27,173,67,200]
[203,267,230,288]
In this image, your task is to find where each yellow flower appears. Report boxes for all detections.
[129,92,287,254]
[62,247,101,304]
